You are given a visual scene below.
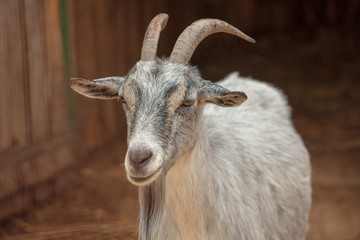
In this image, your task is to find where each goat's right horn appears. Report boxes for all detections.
[169,19,255,65]
[141,13,169,61]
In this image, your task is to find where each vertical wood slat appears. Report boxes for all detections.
[11,0,29,148]
[43,0,69,135]
[0,0,28,152]
[92,0,121,142]
[69,0,98,153]
[0,0,74,220]
[70,0,106,153]
[24,0,49,142]
[69,0,130,157]
[125,0,141,67]
[23,0,70,142]
[0,0,11,151]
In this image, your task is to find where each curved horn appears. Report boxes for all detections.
[169,19,255,65]
[141,13,169,61]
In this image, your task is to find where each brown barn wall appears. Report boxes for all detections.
[0,0,74,220]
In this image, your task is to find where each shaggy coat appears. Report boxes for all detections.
[71,59,312,240]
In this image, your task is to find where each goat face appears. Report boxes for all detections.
[70,13,253,186]
[70,59,247,186]
[120,61,199,186]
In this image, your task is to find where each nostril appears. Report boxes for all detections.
[145,151,153,163]
[139,150,152,164]
[128,148,153,167]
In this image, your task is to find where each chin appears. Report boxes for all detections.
[127,167,163,187]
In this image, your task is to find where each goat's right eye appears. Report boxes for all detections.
[182,100,193,107]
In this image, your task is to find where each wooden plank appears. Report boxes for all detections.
[69,0,129,157]
[0,0,11,152]
[0,188,32,220]
[10,0,28,148]
[125,0,141,67]
[0,132,74,200]
[69,0,101,154]
[1,222,137,240]
[0,170,74,221]
[91,0,120,142]
[157,0,181,56]
[0,0,75,221]
[99,0,128,143]
[24,0,49,142]
[43,0,70,136]
[0,0,28,152]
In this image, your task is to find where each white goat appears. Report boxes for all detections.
[70,14,312,240]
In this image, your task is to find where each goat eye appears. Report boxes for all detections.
[119,96,127,104]
[182,100,194,107]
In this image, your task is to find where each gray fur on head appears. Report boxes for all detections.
[70,15,311,240]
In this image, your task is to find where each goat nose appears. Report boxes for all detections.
[128,148,153,168]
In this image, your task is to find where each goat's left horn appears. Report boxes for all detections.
[169,19,255,65]
[141,13,169,61]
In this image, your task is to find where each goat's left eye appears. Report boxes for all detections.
[182,100,194,107]
[119,96,127,104]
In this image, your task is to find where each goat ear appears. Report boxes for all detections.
[199,81,247,107]
[70,77,124,100]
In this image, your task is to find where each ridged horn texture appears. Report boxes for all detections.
[141,13,169,61]
[169,19,255,65]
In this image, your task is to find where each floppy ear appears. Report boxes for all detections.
[198,80,247,107]
[70,77,125,100]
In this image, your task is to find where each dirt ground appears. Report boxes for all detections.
[0,29,359,239]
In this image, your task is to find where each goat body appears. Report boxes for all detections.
[138,72,311,240]
[70,14,311,240]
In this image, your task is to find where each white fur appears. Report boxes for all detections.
[70,66,312,239]
[139,72,311,240]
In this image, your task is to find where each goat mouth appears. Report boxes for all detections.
[128,167,163,186]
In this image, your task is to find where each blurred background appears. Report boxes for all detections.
[0,0,359,239]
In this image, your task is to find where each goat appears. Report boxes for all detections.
[70,13,312,240]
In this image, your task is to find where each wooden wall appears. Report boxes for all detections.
[171,0,359,33]
[0,0,74,220]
